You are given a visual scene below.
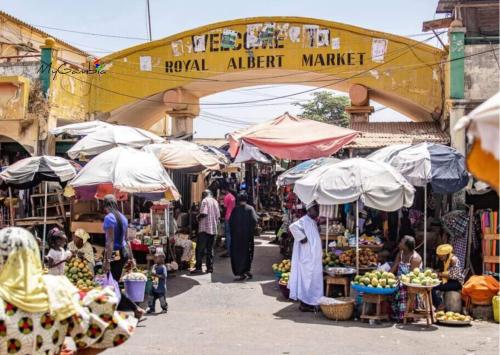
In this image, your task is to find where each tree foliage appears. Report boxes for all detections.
[294,91,350,127]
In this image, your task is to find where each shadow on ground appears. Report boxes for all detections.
[166,274,201,298]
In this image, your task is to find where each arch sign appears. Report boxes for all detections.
[89,17,445,125]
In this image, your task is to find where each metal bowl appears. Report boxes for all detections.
[324,267,357,276]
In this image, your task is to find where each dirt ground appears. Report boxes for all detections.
[105,234,499,355]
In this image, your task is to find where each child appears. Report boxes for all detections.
[148,252,168,314]
[377,249,392,273]
[46,227,73,275]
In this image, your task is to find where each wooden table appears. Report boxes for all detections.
[324,275,351,297]
[404,285,435,326]
[360,293,391,321]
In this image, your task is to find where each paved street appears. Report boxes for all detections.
[106,234,499,355]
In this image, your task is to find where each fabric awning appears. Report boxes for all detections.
[228,112,358,160]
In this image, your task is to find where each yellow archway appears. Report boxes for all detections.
[88,17,446,128]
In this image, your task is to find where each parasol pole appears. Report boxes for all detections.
[130,194,134,221]
[42,181,48,261]
[325,214,329,253]
[8,187,14,226]
[355,199,360,275]
[424,184,427,268]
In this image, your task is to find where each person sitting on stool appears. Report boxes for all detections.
[432,244,464,311]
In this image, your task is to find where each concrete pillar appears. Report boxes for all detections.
[446,99,467,155]
[39,38,56,97]
[171,117,194,139]
[449,23,466,100]
[39,38,57,155]
[346,84,374,123]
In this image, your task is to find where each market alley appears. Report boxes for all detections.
[105,233,499,355]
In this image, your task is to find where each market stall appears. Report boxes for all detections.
[293,157,415,272]
[68,146,180,265]
[0,155,77,258]
[228,112,358,160]
[368,142,469,266]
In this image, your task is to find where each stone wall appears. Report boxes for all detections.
[464,44,500,101]
[0,61,39,81]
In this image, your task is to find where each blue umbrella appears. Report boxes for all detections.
[368,142,469,266]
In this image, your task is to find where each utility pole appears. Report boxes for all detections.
[146,0,152,41]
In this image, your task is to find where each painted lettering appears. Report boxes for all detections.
[302,54,313,66]
[209,33,219,52]
[165,59,208,72]
[227,55,284,70]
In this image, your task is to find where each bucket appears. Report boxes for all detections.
[124,280,146,302]
[493,295,500,323]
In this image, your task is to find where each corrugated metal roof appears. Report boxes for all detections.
[347,122,450,149]
[0,10,89,56]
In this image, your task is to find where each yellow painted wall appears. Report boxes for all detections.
[89,17,446,123]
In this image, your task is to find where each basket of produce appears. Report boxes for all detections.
[64,257,98,291]
[123,272,148,302]
[272,259,291,280]
[351,271,398,295]
[319,297,354,320]
[400,268,441,288]
[278,272,290,299]
[339,248,377,268]
[436,311,472,326]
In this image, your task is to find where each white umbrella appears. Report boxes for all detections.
[143,141,223,172]
[0,156,77,260]
[294,157,415,272]
[50,120,113,136]
[233,141,271,164]
[67,125,165,159]
[368,142,469,266]
[69,146,179,199]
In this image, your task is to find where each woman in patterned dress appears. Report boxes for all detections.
[390,236,423,321]
[0,227,136,355]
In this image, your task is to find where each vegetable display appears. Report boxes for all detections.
[352,270,397,289]
[64,257,97,291]
[400,268,440,287]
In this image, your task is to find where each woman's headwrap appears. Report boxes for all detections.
[436,244,453,256]
[0,227,79,320]
[75,228,90,243]
[0,227,50,314]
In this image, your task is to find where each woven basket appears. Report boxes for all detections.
[320,297,354,321]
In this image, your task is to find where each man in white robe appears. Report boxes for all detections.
[288,201,324,311]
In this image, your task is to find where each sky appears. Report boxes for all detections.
[3,0,445,138]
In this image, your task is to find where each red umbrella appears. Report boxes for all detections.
[228,112,358,160]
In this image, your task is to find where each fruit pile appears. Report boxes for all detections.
[436,311,472,322]
[65,257,97,291]
[323,251,339,267]
[272,259,291,273]
[339,248,377,267]
[400,268,440,287]
[122,271,148,281]
[279,272,290,285]
[352,270,397,289]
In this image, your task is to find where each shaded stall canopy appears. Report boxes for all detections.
[228,112,358,160]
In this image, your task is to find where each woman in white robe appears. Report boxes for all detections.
[288,202,324,311]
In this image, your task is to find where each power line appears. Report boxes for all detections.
[32,24,149,41]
